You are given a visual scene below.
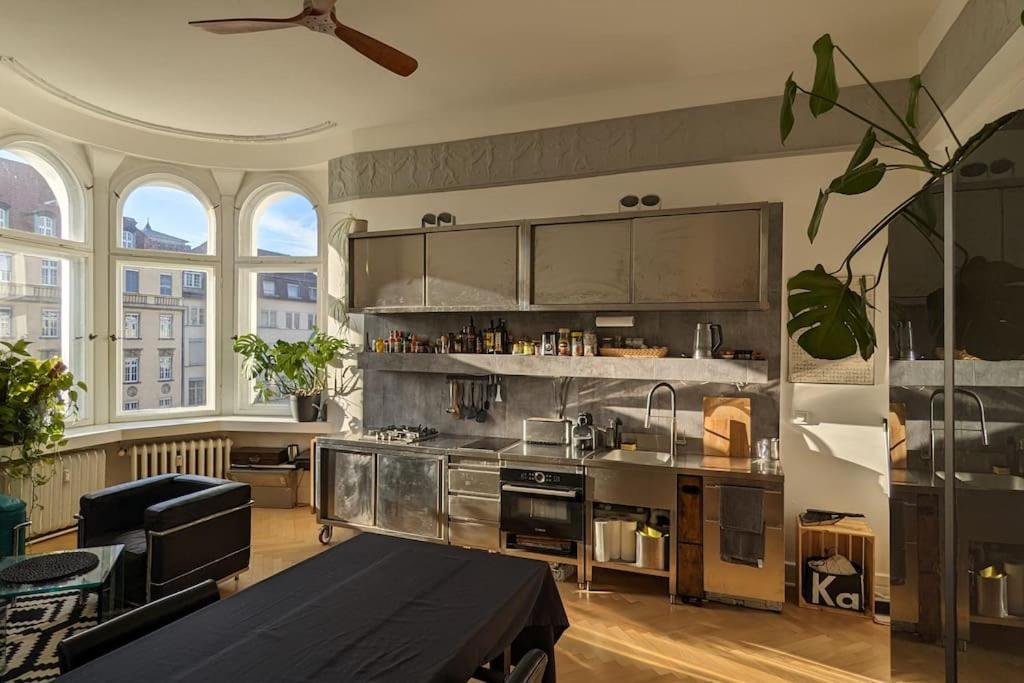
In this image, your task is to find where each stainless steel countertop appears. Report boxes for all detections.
[585,448,784,482]
[316,433,784,481]
[891,468,941,491]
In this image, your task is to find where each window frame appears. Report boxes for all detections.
[0,138,92,423]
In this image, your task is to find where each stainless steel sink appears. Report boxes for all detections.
[595,449,673,466]
[935,471,1024,491]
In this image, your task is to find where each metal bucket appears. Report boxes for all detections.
[976,566,1008,619]
[635,532,668,571]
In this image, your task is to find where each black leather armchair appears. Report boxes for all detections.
[58,579,220,674]
[78,474,252,604]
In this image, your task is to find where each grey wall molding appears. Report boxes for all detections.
[919,0,1024,132]
[329,81,909,202]
[329,0,1023,203]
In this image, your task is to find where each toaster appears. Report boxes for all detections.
[522,417,572,445]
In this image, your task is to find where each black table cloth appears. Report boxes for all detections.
[58,533,569,682]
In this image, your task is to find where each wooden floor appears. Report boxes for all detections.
[37,507,890,682]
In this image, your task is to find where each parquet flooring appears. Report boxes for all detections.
[36,507,891,681]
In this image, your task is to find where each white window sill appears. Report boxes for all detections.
[62,416,336,451]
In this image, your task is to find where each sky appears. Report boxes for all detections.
[254,191,317,256]
[122,186,317,255]
[122,185,208,249]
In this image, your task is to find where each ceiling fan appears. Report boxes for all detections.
[188,0,417,77]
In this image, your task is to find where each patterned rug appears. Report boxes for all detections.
[3,591,97,682]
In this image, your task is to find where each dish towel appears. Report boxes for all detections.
[719,485,765,568]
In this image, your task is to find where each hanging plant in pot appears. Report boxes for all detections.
[780,19,1024,361]
[0,340,87,554]
[233,329,350,422]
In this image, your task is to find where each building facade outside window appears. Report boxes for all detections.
[188,378,205,406]
[124,355,140,383]
[158,350,173,381]
[183,271,204,289]
[287,282,300,299]
[124,312,140,339]
[0,253,11,283]
[158,314,173,339]
[34,214,55,236]
[123,401,139,411]
[262,280,275,296]
[40,310,59,338]
[159,273,172,296]
[0,307,11,338]
[0,204,8,229]
[122,229,134,249]
[41,259,58,287]
[124,269,139,293]
[159,397,172,408]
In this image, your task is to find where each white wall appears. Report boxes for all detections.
[332,152,923,585]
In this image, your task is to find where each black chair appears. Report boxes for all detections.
[58,579,220,674]
[475,649,548,683]
[506,649,548,683]
[77,474,252,604]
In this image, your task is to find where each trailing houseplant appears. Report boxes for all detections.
[233,328,350,421]
[0,339,87,486]
[780,18,1024,361]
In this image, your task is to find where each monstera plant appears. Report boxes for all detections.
[781,19,1024,361]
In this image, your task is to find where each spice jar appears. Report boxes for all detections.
[583,330,597,357]
[558,328,571,356]
[571,331,584,357]
[542,332,557,356]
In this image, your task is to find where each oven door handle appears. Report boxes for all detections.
[501,484,578,498]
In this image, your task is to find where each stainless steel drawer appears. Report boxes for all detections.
[448,467,498,496]
[449,520,499,551]
[449,494,499,523]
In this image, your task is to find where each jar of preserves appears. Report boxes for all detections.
[583,330,598,357]
[558,328,571,356]
[571,331,584,357]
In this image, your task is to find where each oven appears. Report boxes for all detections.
[500,467,584,554]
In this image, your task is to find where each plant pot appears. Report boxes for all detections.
[290,395,321,422]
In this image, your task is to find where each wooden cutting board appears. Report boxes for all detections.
[703,397,752,457]
[889,402,908,469]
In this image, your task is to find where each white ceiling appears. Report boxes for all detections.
[0,0,941,142]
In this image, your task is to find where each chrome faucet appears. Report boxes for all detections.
[644,382,677,458]
[929,388,989,474]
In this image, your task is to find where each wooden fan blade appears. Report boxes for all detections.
[334,22,418,77]
[189,18,299,35]
[304,0,338,15]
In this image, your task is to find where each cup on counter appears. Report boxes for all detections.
[754,438,772,462]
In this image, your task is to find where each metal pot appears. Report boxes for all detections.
[291,395,322,422]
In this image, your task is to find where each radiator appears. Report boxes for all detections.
[0,450,107,538]
[121,438,233,481]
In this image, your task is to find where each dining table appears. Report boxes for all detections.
[57,533,570,682]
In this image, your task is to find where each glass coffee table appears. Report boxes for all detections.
[0,544,125,674]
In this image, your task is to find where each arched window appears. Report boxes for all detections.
[0,143,88,418]
[236,183,321,412]
[114,177,217,417]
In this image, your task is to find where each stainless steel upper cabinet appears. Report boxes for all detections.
[351,234,425,309]
[531,219,631,306]
[425,226,518,309]
[375,452,444,540]
[632,210,764,307]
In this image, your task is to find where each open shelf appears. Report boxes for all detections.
[356,352,768,384]
[890,360,1024,387]
[591,559,670,578]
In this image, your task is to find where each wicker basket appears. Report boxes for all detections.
[598,347,669,358]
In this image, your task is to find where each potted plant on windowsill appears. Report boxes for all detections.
[0,340,87,555]
[233,329,350,422]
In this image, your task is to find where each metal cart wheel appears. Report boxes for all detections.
[318,525,333,545]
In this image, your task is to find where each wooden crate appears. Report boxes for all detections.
[797,516,875,617]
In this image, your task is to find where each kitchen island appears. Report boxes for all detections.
[314,432,784,608]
